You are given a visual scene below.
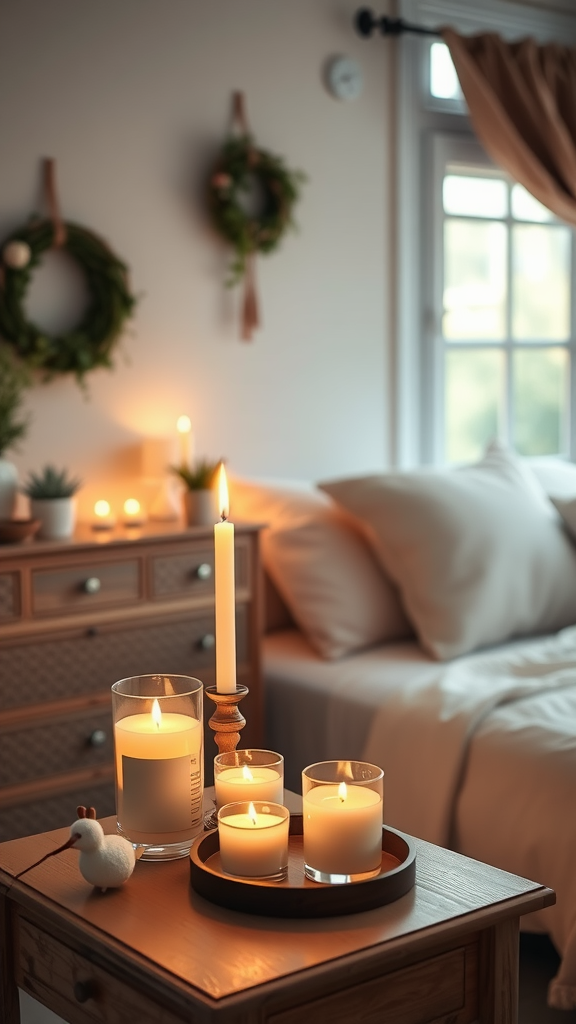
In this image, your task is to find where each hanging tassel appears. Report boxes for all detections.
[241,252,260,341]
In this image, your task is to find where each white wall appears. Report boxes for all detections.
[0,0,394,520]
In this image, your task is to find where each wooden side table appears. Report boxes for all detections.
[0,796,554,1024]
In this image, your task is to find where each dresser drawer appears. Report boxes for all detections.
[0,779,116,843]
[32,560,141,616]
[151,534,251,600]
[0,609,248,711]
[0,709,113,787]
[0,571,19,620]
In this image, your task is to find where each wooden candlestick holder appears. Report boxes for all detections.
[204,684,249,754]
[204,684,249,830]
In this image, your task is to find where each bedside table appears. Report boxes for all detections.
[0,522,263,842]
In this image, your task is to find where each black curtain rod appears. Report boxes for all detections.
[355,7,441,38]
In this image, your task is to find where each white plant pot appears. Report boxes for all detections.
[183,489,218,527]
[31,497,76,540]
[0,458,18,519]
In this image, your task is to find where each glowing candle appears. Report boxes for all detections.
[218,801,289,878]
[176,415,193,468]
[214,464,236,693]
[215,763,283,808]
[123,498,144,526]
[92,499,115,530]
[303,780,383,878]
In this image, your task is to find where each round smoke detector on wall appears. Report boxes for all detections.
[326,56,364,101]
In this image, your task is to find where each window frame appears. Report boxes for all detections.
[393,0,576,467]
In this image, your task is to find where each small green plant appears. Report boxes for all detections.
[170,458,221,491]
[0,345,30,457]
[23,465,82,499]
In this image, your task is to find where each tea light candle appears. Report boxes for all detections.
[114,699,202,837]
[215,763,283,808]
[123,498,145,527]
[92,499,116,530]
[303,782,382,877]
[218,801,289,878]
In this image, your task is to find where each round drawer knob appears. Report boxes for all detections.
[73,980,95,1003]
[196,563,212,580]
[83,577,101,594]
[198,632,215,650]
[88,729,107,747]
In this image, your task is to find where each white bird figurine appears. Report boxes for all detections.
[15,805,139,892]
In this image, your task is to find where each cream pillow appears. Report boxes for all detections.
[321,443,576,661]
[230,475,411,660]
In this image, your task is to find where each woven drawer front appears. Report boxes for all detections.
[1,711,113,786]
[0,571,18,619]
[32,559,140,615]
[0,780,116,843]
[0,609,248,711]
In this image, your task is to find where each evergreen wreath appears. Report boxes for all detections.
[0,218,136,385]
[208,133,305,285]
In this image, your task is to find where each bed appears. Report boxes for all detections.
[231,443,576,1011]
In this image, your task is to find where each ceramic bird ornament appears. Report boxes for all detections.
[15,806,139,892]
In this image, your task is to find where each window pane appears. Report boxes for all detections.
[430,42,463,99]
[513,348,568,456]
[444,220,507,340]
[445,349,504,463]
[511,184,554,223]
[444,175,507,218]
[512,225,571,340]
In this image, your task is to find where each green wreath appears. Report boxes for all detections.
[208,135,305,284]
[0,218,136,384]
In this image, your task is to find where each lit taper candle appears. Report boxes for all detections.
[214,463,236,693]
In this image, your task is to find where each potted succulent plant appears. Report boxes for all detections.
[0,345,30,519]
[23,465,82,540]
[170,458,221,527]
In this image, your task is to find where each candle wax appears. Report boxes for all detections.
[303,784,382,876]
[215,767,283,809]
[218,811,289,877]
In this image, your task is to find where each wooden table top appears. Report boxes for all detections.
[0,802,554,1004]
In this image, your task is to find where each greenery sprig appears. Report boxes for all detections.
[170,458,221,492]
[0,344,30,457]
[23,465,82,500]
[0,219,136,385]
[208,135,305,285]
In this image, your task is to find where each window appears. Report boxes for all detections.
[428,131,574,464]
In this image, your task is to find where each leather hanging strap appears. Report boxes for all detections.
[44,157,67,248]
[232,90,250,136]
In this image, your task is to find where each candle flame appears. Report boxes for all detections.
[176,414,192,434]
[123,498,141,516]
[151,699,162,729]
[248,801,257,825]
[242,765,254,781]
[218,462,229,520]
[338,781,347,803]
[94,499,111,518]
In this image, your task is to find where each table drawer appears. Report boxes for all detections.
[0,779,116,843]
[16,918,186,1024]
[32,560,141,615]
[0,709,113,787]
[268,945,477,1024]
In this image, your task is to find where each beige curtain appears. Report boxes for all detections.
[442,27,576,226]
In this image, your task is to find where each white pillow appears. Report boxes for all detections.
[320,443,576,660]
[230,475,411,660]
[528,457,576,500]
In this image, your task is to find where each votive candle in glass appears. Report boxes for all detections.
[214,750,283,809]
[111,674,203,861]
[218,800,289,880]
[302,760,384,884]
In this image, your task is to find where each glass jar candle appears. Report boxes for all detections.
[214,750,284,809]
[302,760,384,883]
[218,800,290,880]
[111,674,203,861]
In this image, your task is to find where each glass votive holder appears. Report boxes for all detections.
[111,674,203,861]
[214,749,284,809]
[217,801,290,880]
[302,760,384,884]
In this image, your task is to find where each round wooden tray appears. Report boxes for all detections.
[189,814,416,918]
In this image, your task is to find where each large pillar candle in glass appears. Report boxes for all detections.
[214,750,284,808]
[112,674,203,861]
[302,760,384,884]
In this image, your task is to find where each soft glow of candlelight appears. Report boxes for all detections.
[217,801,290,878]
[214,463,236,693]
[242,765,253,781]
[151,698,162,729]
[92,499,115,530]
[247,801,257,825]
[176,414,193,468]
[124,498,140,516]
[338,781,347,802]
[94,500,111,518]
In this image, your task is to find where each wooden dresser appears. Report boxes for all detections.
[0,521,263,843]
